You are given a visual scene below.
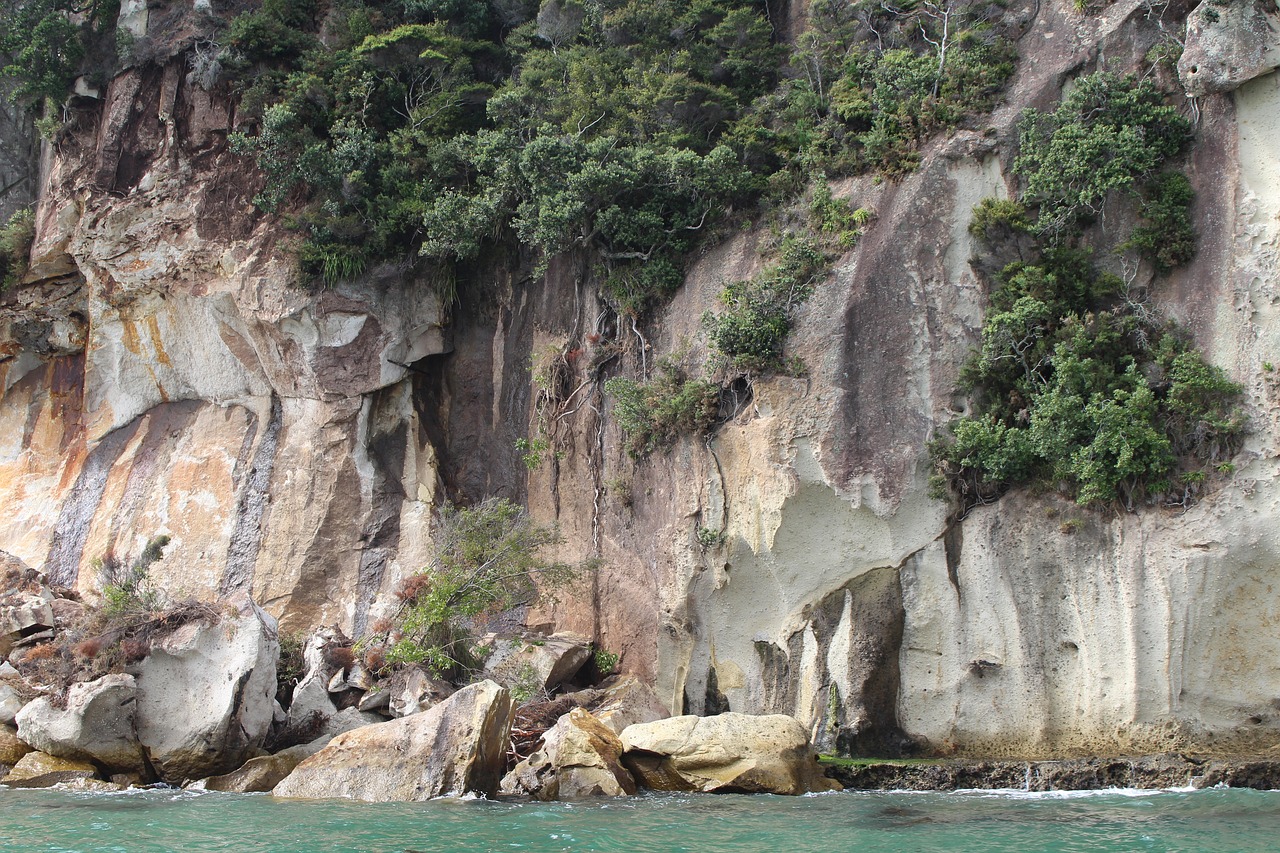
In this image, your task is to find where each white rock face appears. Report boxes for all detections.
[132,596,279,781]
[273,680,514,802]
[15,673,145,774]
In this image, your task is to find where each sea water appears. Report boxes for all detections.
[2,786,1278,853]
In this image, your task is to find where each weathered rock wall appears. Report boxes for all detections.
[610,0,1280,757]
[0,41,448,634]
[1,0,1279,759]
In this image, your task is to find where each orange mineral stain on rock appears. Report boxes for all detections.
[146,315,171,367]
[120,317,141,355]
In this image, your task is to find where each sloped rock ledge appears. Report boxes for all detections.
[826,754,1280,792]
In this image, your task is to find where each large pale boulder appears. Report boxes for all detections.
[620,713,838,795]
[273,680,513,802]
[190,737,331,793]
[586,676,671,734]
[131,596,279,782]
[1,751,98,787]
[15,673,146,774]
[482,632,591,695]
[502,708,636,800]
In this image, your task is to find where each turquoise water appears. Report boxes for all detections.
[2,787,1278,853]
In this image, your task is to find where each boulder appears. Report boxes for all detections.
[620,713,840,795]
[1179,0,1280,96]
[49,597,88,630]
[388,666,454,717]
[191,737,331,793]
[1,751,99,788]
[273,680,513,802]
[356,688,390,713]
[502,708,636,800]
[482,632,591,696]
[584,676,671,734]
[131,595,279,782]
[281,672,382,741]
[15,673,146,774]
[0,726,33,765]
[0,589,54,658]
[0,680,24,725]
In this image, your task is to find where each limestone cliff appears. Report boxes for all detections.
[2,0,1279,759]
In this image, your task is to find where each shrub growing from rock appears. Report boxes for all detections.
[363,498,588,678]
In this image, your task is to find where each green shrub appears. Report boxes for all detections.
[706,236,828,372]
[275,631,307,705]
[968,198,1030,241]
[1014,73,1191,238]
[934,249,1242,510]
[592,646,619,675]
[98,535,170,618]
[0,208,35,290]
[1124,172,1196,272]
[373,498,586,677]
[605,360,720,457]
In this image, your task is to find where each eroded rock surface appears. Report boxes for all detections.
[502,708,636,800]
[1180,0,1280,96]
[621,713,837,795]
[273,680,513,802]
[15,673,145,774]
[0,0,1279,766]
[132,596,278,781]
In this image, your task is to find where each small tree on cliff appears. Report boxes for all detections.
[374,498,588,678]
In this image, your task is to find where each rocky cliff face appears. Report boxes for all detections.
[2,0,1279,759]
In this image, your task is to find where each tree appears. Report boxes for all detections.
[1014,73,1191,237]
[374,498,588,677]
[0,0,119,108]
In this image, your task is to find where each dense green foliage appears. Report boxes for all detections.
[605,360,720,457]
[0,0,122,107]
[1125,172,1197,272]
[0,207,35,290]
[368,498,582,676]
[126,0,1017,299]
[1014,73,1192,238]
[933,74,1242,511]
[705,235,829,372]
[778,0,1017,177]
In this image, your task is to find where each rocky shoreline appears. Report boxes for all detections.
[825,755,1280,792]
[8,559,1280,801]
